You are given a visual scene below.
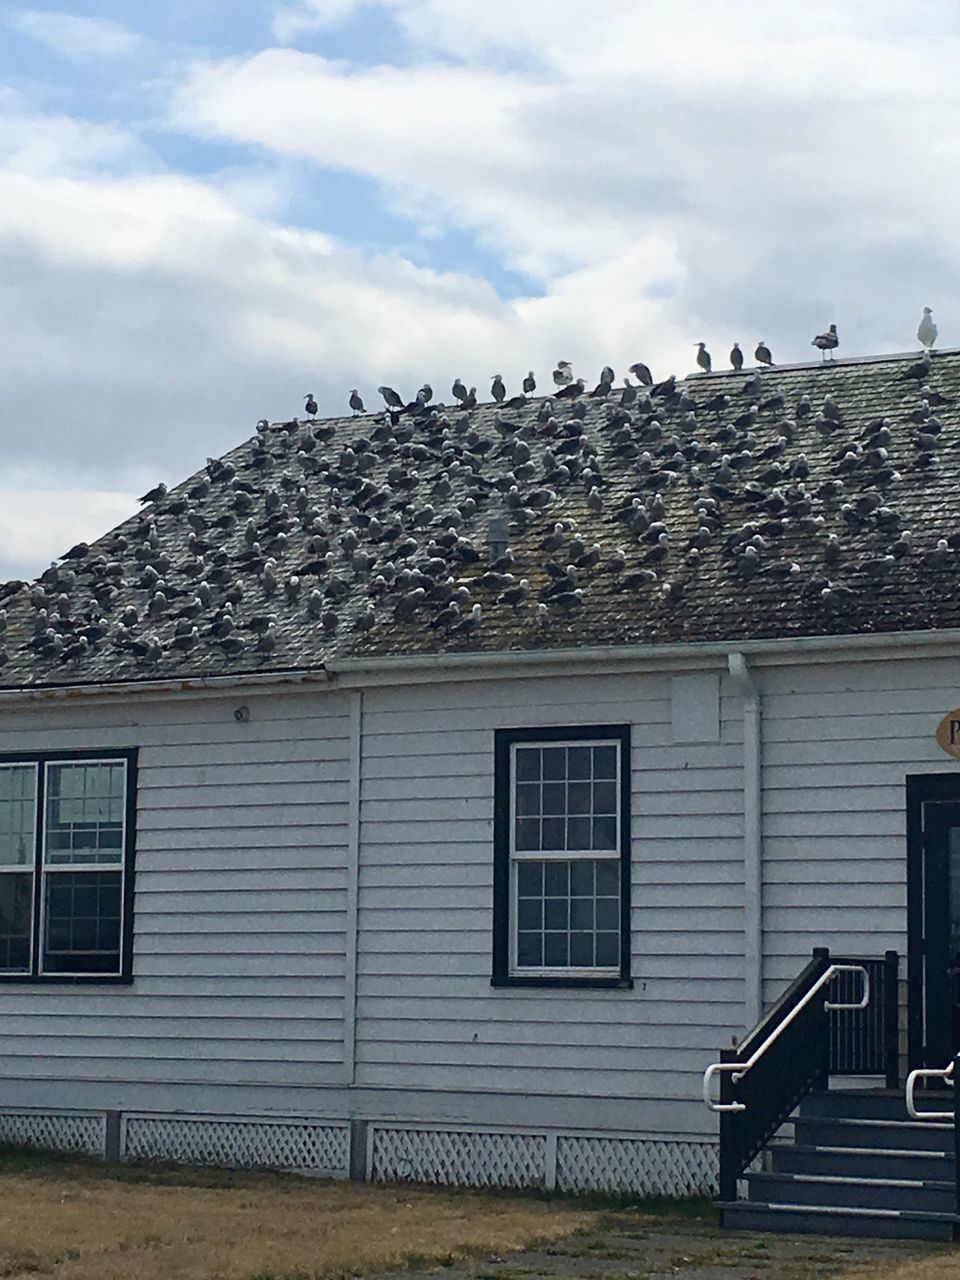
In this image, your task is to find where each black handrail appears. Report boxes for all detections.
[716,948,899,1203]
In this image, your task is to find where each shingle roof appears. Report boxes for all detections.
[5,349,960,689]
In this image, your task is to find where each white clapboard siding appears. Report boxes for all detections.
[355,669,745,1138]
[0,688,353,1101]
[757,656,955,1006]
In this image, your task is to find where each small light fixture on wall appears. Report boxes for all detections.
[233,705,251,723]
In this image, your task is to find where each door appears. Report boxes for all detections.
[922,802,960,1067]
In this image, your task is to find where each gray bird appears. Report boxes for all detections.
[729,343,744,371]
[378,385,403,408]
[139,483,167,505]
[349,390,365,415]
[552,361,574,388]
[696,343,712,373]
[491,375,506,403]
[628,361,653,386]
[304,393,318,416]
[755,342,774,366]
[918,307,938,350]
[812,324,839,359]
[452,378,468,402]
[523,371,536,394]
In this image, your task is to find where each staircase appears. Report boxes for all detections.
[718,1089,958,1240]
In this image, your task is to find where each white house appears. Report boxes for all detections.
[1,350,958,1236]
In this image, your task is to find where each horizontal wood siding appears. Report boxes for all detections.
[0,689,352,1095]
[356,672,744,1134]
[760,656,957,999]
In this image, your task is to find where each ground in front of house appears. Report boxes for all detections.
[0,1152,955,1280]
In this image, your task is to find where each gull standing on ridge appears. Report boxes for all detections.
[491,375,506,403]
[628,361,653,386]
[349,390,365,415]
[552,361,574,387]
[523,371,537,394]
[304,393,318,416]
[696,343,712,373]
[755,341,774,366]
[918,307,938,350]
[812,324,839,360]
[452,378,468,402]
[378,385,404,408]
[729,343,744,371]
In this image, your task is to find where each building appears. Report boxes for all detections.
[1,349,958,1234]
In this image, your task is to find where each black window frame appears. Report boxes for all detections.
[0,747,137,986]
[493,725,632,990]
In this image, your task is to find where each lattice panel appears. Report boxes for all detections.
[123,1116,349,1175]
[0,1110,104,1156]
[371,1126,546,1188]
[556,1136,718,1197]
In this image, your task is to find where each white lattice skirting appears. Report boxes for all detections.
[0,1109,104,1157]
[370,1124,718,1197]
[123,1115,350,1176]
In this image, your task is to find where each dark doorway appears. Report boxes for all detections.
[907,775,960,1068]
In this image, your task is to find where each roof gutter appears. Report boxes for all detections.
[329,626,960,685]
[0,668,330,706]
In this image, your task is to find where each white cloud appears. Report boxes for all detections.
[8,8,141,59]
[0,490,138,581]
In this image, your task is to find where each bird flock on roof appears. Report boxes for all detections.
[0,309,950,678]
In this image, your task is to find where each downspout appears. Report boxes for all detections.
[342,689,362,1087]
[728,653,763,1031]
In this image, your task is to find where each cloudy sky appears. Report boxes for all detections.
[0,0,955,578]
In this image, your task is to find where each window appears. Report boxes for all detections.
[0,752,136,982]
[493,726,631,988]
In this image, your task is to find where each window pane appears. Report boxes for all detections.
[544,897,569,930]
[517,931,542,966]
[596,931,620,967]
[570,859,594,896]
[45,763,126,866]
[544,861,569,897]
[570,896,594,930]
[543,931,568,967]
[567,816,591,850]
[42,870,122,974]
[592,815,618,851]
[567,747,592,780]
[0,873,32,971]
[541,816,564,849]
[596,896,620,930]
[568,781,591,815]
[516,784,540,817]
[593,781,617,814]
[541,783,565,815]
[570,931,594,967]
[593,745,618,779]
[515,748,541,782]
[541,748,566,781]
[596,860,620,895]
[517,897,542,930]
[515,818,540,851]
[517,861,543,896]
[0,766,35,868]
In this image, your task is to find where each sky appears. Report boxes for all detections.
[0,0,957,579]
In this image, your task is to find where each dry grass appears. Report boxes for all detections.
[0,1154,594,1280]
[837,1258,960,1280]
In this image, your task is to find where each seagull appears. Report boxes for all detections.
[628,361,653,387]
[491,375,506,403]
[755,342,774,367]
[812,324,839,360]
[918,307,938,350]
[523,371,537,394]
[451,378,468,402]
[378,385,404,409]
[729,343,744,371]
[349,390,365,415]
[552,361,574,388]
[695,343,712,373]
[138,483,167,506]
[555,378,586,400]
[304,393,318,416]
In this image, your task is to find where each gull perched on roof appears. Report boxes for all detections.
[755,342,774,367]
[729,343,743,371]
[918,307,938,350]
[812,324,839,360]
[695,343,712,373]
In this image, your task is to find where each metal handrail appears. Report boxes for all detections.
[906,1060,955,1121]
[702,964,870,1113]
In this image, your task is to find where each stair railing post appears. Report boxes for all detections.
[883,950,900,1090]
[954,1053,960,1227]
[718,1047,738,1202]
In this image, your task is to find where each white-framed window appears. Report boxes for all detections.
[0,752,136,982]
[493,727,631,988]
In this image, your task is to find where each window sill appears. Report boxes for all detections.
[0,974,133,986]
[492,975,633,990]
